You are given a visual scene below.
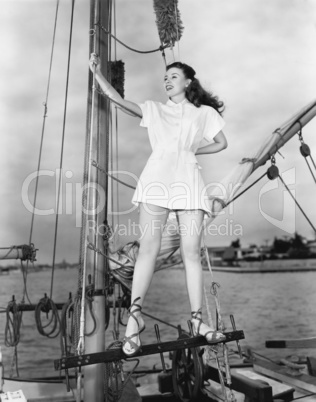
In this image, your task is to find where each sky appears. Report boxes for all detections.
[1,0,316,265]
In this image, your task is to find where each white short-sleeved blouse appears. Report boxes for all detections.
[131,98,226,220]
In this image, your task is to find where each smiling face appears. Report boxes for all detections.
[163,67,191,98]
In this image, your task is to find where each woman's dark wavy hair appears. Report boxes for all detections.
[166,62,225,116]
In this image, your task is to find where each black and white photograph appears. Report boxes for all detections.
[1,1,316,401]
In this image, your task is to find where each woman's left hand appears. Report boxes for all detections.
[89,53,101,74]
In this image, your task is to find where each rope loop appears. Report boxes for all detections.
[210,282,221,297]
[5,297,23,348]
[239,157,257,165]
[209,196,227,210]
[35,294,61,338]
[273,128,282,137]
[85,283,95,301]
[273,128,286,148]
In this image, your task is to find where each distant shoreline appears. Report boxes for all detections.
[210,258,316,273]
[2,258,316,275]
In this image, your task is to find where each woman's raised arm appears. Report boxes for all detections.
[89,53,142,118]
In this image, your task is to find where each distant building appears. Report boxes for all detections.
[206,246,228,265]
[206,244,275,265]
[205,239,316,266]
[306,240,316,255]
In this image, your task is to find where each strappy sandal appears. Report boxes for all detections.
[122,297,145,357]
[191,309,226,344]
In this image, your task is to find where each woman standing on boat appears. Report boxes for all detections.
[89,54,228,356]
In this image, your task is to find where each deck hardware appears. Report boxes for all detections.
[155,324,173,393]
[54,330,244,369]
[198,348,204,358]
[154,324,167,372]
[64,368,71,392]
[172,332,204,402]
[230,315,243,359]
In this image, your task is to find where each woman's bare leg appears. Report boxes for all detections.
[176,209,204,312]
[176,209,225,341]
[123,202,169,354]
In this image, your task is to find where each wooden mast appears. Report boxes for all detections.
[83,0,110,400]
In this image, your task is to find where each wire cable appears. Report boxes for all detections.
[50,0,75,299]
[278,173,316,233]
[96,21,167,54]
[28,0,60,247]
[225,172,267,207]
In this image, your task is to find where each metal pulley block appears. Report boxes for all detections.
[300,143,311,157]
[267,165,279,180]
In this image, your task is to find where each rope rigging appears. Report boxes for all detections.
[78,0,99,357]
[297,122,316,184]
[91,159,136,190]
[4,297,23,348]
[35,294,61,338]
[258,99,316,169]
[17,0,60,307]
[110,1,121,257]
[84,93,316,390]
[4,296,23,378]
[277,170,316,233]
[265,148,316,234]
[50,0,75,300]
[95,21,168,54]
[225,171,267,208]
[0,0,59,364]
[5,1,316,400]
[200,213,238,400]
[28,0,60,250]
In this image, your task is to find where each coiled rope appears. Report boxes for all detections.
[5,297,22,348]
[60,294,75,357]
[35,294,61,338]
[5,297,23,378]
